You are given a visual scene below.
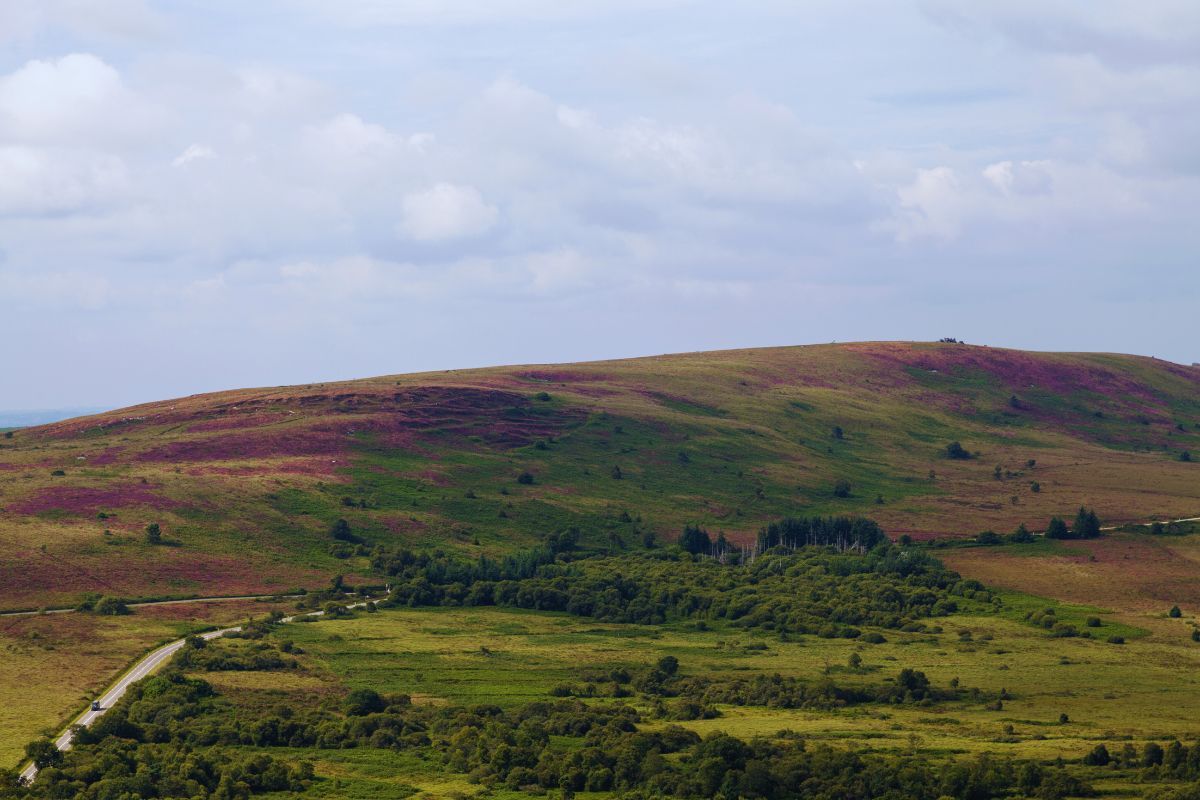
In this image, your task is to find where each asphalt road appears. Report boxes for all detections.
[18,600,371,783]
[17,626,239,783]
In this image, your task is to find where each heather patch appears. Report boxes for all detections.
[7,482,179,516]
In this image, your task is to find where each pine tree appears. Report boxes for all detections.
[1045,517,1070,539]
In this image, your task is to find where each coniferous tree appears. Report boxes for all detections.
[1045,517,1070,539]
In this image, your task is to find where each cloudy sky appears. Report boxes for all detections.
[2,1,1198,411]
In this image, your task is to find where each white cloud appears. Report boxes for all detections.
[398,183,499,242]
[891,166,963,241]
[0,145,128,215]
[0,53,157,145]
[171,144,216,168]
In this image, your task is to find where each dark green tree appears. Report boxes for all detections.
[144,522,162,544]
[1045,517,1069,539]
[1072,506,1102,539]
[330,518,355,542]
[946,441,971,460]
[1008,524,1034,544]
[1083,744,1111,766]
[25,738,62,769]
[344,688,385,716]
[679,525,712,555]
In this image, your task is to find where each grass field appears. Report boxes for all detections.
[143,599,1200,798]
[942,532,1200,621]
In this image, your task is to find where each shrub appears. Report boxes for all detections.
[344,688,385,716]
[1169,605,1182,618]
[1182,451,1192,462]
[1191,628,1199,642]
[832,426,844,440]
[1008,524,1035,544]
[976,530,1002,545]
[946,441,971,460]
[1107,635,1125,644]
[1084,744,1111,766]
[1030,481,1041,493]
[50,469,66,476]
[144,522,162,544]
[330,518,356,542]
[517,471,535,485]
[94,596,130,616]
[832,479,852,498]
[1085,617,1101,628]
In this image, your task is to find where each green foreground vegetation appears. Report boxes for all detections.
[7,524,1200,800]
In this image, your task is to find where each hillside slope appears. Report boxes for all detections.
[1,341,1198,608]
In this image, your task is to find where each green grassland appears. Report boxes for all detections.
[28,595,1200,799]
[1,342,1198,610]
[14,531,1200,799]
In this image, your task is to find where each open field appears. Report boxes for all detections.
[0,597,295,767]
[942,532,1200,620]
[2,342,1198,609]
[144,601,1200,798]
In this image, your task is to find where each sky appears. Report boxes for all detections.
[2,0,1198,411]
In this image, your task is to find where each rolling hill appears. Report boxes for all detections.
[1,340,1198,609]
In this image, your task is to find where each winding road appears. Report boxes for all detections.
[17,626,239,783]
[16,601,369,784]
[13,515,1200,783]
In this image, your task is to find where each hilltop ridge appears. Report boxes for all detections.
[1,341,1197,608]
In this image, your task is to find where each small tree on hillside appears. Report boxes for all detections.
[1045,517,1070,539]
[1182,451,1193,462]
[833,480,852,498]
[946,441,971,460]
[832,426,844,440]
[1072,507,1102,539]
[344,688,385,716]
[1169,605,1182,618]
[330,518,355,542]
[679,525,712,555]
[144,523,162,545]
[94,596,130,616]
[1008,524,1035,544]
